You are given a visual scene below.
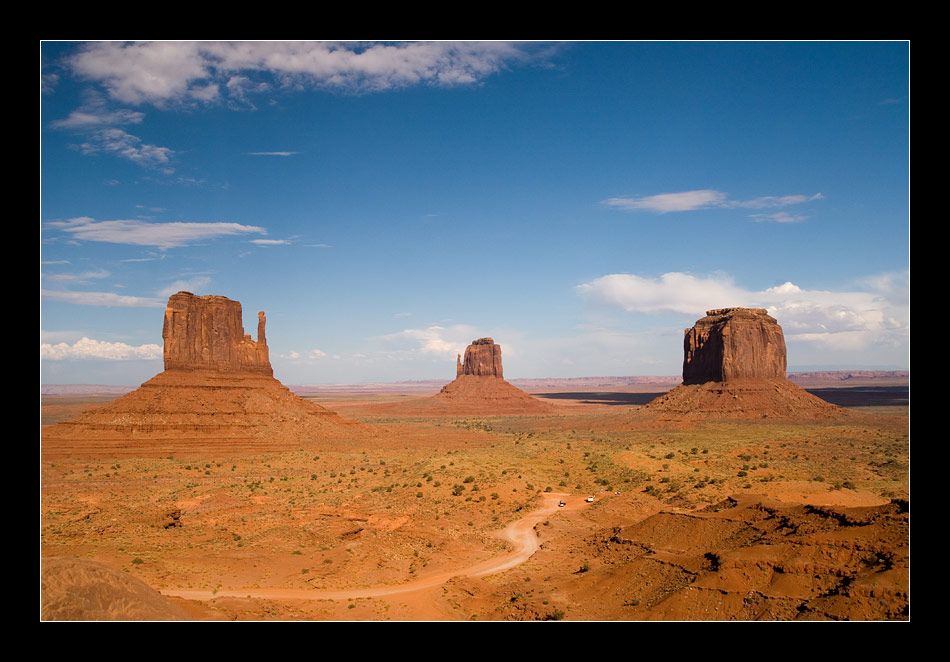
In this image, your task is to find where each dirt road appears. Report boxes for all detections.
[162,492,576,602]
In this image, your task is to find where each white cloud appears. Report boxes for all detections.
[577,272,746,315]
[279,348,327,361]
[733,193,823,209]
[250,238,291,245]
[49,107,145,129]
[577,270,909,355]
[604,190,823,216]
[74,127,174,171]
[47,216,266,249]
[376,324,478,360]
[156,276,212,299]
[605,190,727,213]
[42,268,110,282]
[751,211,808,223]
[247,151,298,156]
[67,41,534,106]
[41,289,164,307]
[41,336,162,360]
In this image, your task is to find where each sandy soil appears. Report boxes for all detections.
[40,386,909,621]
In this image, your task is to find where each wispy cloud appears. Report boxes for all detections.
[42,268,111,283]
[750,211,807,224]
[576,270,909,353]
[49,107,145,129]
[73,127,174,171]
[47,216,266,249]
[279,348,329,361]
[41,336,162,360]
[604,189,822,216]
[605,190,727,213]
[375,324,478,360]
[247,151,299,157]
[41,289,165,307]
[250,238,291,245]
[156,275,212,299]
[66,41,539,107]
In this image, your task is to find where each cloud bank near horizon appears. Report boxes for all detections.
[41,337,163,361]
[577,270,908,354]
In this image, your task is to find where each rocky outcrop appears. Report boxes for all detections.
[683,308,786,385]
[43,292,364,447]
[163,292,271,375]
[427,337,555,414]
[644,308,843,419]
[460,338,504,378]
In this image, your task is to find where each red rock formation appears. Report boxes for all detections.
[428,337,555,414]
[162,292,271,375]
[43,292,364,448]
[460,337,504,378]
[683,308,786,385]
[644,308,843,419]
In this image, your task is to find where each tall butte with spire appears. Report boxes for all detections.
[433,337,556,414]
[644,308,843,419]
[43,292,360,453]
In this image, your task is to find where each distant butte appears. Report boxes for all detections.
[645,308,844,419]
[43,292,361,450]
[433,338,557,414]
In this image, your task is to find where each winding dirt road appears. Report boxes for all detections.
[162,493,575,602]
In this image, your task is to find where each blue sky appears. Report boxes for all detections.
[41,41,909,385]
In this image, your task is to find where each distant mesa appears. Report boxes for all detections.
[645,308,843,419]
[434,337,556,414]
[682,308,786,384]
[457,337,503,378]
[43,291,361,450]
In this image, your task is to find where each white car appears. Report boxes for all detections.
[558,501,566,507]
[586,496,595,503]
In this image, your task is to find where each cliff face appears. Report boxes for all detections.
[460,338,503,378]
[162,292,272,375]
[683,308,786,385]
[44,291,364,445]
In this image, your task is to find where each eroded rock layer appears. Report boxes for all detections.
[43,292,361,446]
[585,495,908,621]
[163,291,271,375]
[683,308,786,384]
[458,337,504,378]
[431,338,554,414]
[645,308,843,419]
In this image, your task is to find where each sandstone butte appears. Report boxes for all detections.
[431,337,557,414]
[43,292,361,449]
[645,308,844,419]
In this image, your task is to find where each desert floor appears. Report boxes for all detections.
[40,385,909,621]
